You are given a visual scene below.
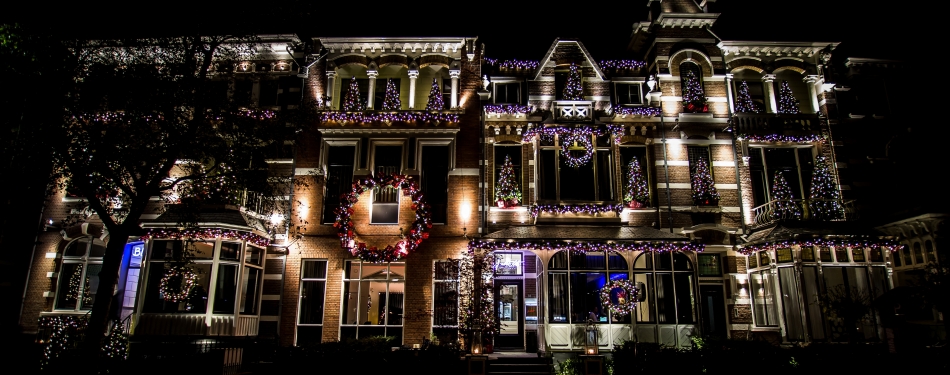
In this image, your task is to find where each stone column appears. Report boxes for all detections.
[725,73,735,114]
[762,74,777,114]
[450,69,460,109]
[804,75,820,114]
[408,69,419,109]
[326,71,337,109]
[367,69,378,110]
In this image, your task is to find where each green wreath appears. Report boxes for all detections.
[159,266,198,303]
[600,279,638,317]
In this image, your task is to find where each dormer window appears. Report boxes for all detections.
[614,82,643,106]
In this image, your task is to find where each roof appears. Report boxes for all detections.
[742,221,891,246]
[483,225,688,241]
[143,204,266,233]
[533,39,605,81]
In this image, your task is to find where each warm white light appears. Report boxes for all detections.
[459,201,472,226]
[270,213,282,225]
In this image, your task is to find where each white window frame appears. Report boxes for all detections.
[54,237,105,312]
[296,258,328,345]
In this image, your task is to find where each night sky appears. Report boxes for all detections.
[5,1,901,61]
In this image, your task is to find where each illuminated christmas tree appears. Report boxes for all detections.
[624,156,649,208]
[494,155,522,207]
[426,78,444,111]
[735,81,758,113]
[381,79,401,110]
[776,80,800,114]
[562,62,584,100]
[770,170,801,220]
[691,157,720,205]
[342,77,364,111]
[808,156,843,219]
[682,69,708,113]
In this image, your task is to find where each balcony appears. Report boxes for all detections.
[751,198,856,228]
[553,101,594,123]
[318,109,462,126]
[733,113,822,140]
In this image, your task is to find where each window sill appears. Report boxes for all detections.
[489,206,529,213]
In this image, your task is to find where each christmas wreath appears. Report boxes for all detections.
[159,266,198,303]
[599,279,638,317]
[560,129,594,168]
[334,173,432,263]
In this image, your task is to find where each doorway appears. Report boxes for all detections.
[700,284,727,339]
[494,280,524,348]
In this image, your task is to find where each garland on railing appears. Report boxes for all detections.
[468,239,704,253]
[484,58,540,70]
[600,279,639,317]
[321,111,459,124]
[738,238,903,255]
[334,173,432,263]
[142,228,270,247]
[484,104,532,115]
[599,60,647,69]
[529,203,624,218]
[737,134,826,143]
[611,106,661,117]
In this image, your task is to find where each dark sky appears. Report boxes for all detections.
[6,1,901,61]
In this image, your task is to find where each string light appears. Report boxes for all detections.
[334,173,432,263]
[624,157,650,208]
[738,239,902,255]
[38,316,128,369]
[562,63,584,101]
[529,203,624,218]
[599,60,647,70]
[426,78,445,111]
[142,228,270,247]
[158,266,198,302]
[484,104,532,115]
[483,58,540,70]
[611,106,661,117]
[691,157,720,205]
[468,239,704,253]
[682,69,708,113]
[737,134,826,143]
[320,111,459,124]
[734,81,760,113]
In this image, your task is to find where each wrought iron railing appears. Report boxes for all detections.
[751,198,856,228]
[733,113,821,137]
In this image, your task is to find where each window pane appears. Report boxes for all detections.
[819,247,833,262]
[851,248,866,262]
[655,252,672,270]
[747,253,758,269]
[341,281,361,325]
[779,267,804,340]
[56,263,82,310]
[835,247,850,262]
[245,246,263,266]
[386,282,405,325]
[549,251,568,270]
[323,146,356,223]
[655,273,675,323]
[89,239,106,258]
[634,273,654,323]
[220,242,241,261]
[433,279,458,326]
[913,243,924,264]
[538,149,557,200]
[188,241,215,260]
[751,271,778,327]
[213,264,238,314]
[596,150,614,201]
[302,260,327,279]
[422,145,450,223]
[926,241,935,263]
[299,280,326,324]
[608,252,628,270]
[801,246,815,262]
[776,248,793,263]
[494,145,523,206]
[571,273,607,323]
[802,266,825,340]
[143,263,212,314]
[698,254,721,276]
[80,263,102,310]
[495,253,523,275]
[674,273,696,324]
[673,252,692,270]
[241,267,262,314]
[633,253,653,270]
[548,273,569,323]
[559,150,595,201]
[570,252,605,270]
[151,240,183,260]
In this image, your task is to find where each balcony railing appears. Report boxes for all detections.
[733,113,821,139]
[554,100,594,123]
[318,109,461,125]
[751,198,856,228]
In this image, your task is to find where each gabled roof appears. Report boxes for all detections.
[533,39,605,81]
[484,225,688,241]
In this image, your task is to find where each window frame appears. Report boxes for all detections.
[612,81,644,106]
[432,259,460,344]
[547,251,630,325]
[537,132,618,203]
[54,237,106,312]
[492,79,523,104]
[370,140,406,224]
[321,140,359,224]
[339,261,406,343]
[632,252,697,325]
[747,145,816,208]
[297,259,328,345]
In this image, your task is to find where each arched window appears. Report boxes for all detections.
[913,242,924,264]
[679,61,705,100]
[925,240,935,263]
[632,252,696,324]
[547,251,628,324]
[55,237,106,311]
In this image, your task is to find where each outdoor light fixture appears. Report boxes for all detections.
[585,319,599,355]
[471,330,483,354]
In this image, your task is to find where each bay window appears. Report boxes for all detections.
[633,252,696,324]
[548,251,629,324]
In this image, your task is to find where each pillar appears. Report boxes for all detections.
[367,69,378,110]
[450,69,460,109]
[408,69,419,109]
[804,75,820,114]
[762,74,777,114]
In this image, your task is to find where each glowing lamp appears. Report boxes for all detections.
[585,319,599,355]
[471,330,483,354]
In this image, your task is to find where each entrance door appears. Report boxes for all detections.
[494,280,524,348]
[700,285,727,339]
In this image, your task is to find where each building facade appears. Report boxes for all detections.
[18,0,944,359]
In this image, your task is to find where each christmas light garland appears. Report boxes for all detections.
[559,128,594,167]
[611,106,662,117]
[38,316,129,369]
[484,104,532,115]
[334,173,432,263]
[320,111,459,124]
[738,238,903,255]
[159,266,198,302]
[600,279,638,317]
[599,60,646,70]
[529,203,624,218]
[468,239,704,254]
[66,264,90,302]
[484,58,540,70]
[142,228,270,247]
[737,134,826,143]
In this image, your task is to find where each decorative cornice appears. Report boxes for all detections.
[718,41,839,59]
[654,13,719,28]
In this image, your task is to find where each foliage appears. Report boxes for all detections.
[562,63,583,100]
[494,155,522,205]
[815,284,872,343]
[459,249,498,345]
[555,356,584,375]
[623,156,649,205]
